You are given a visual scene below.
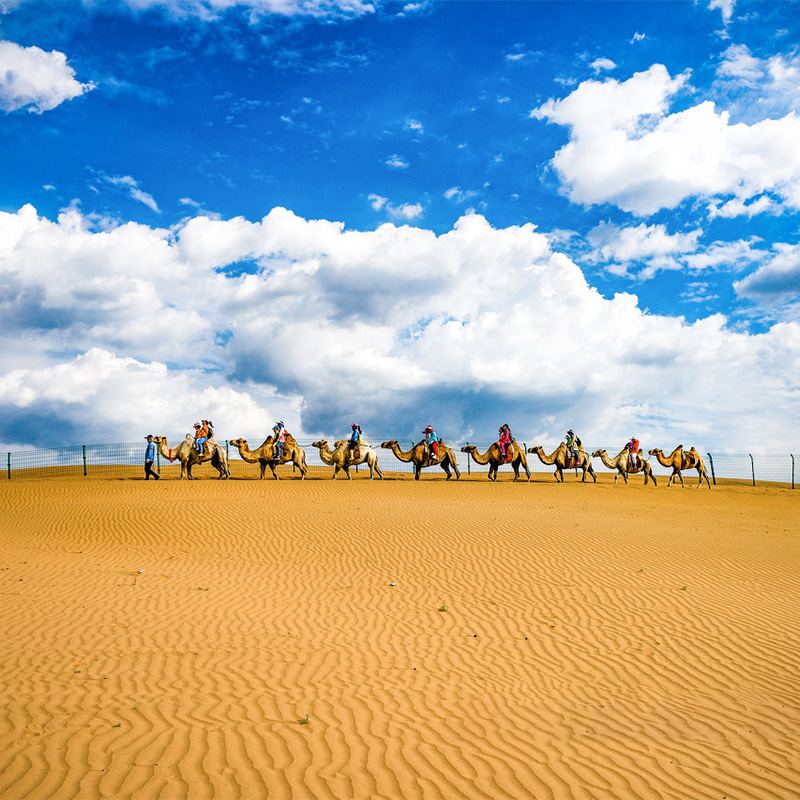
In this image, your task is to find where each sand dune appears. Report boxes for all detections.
[1,473,798,799]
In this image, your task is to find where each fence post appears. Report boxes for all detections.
[791,454,795,490]
[749,453,755,486]
[156,447,161,475]
[707,453,716,486]
[6,452,10,480]
[82,445,87,477]
[466,442,470,475]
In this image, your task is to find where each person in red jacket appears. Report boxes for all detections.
[625,436,641,469]
[498,424,513,462]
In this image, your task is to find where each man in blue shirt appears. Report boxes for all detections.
[144,434,160,480]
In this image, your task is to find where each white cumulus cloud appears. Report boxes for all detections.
[0,40,95,113]
[532,63,800,217]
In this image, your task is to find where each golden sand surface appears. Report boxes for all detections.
[1,471,798,800]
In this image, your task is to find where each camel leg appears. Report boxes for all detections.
[270,462,280,480]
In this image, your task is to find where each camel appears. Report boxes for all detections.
[461,440,530,482]
[528,442,597,483]
[311,439,384,480]
[649,445,711,488]
[380,440,461,481]
[591,447,657,486]
[152,434,230,480]
[229,436,307,480]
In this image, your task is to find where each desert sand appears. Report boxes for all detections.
[1,469,798,800]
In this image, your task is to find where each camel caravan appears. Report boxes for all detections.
[149,419,710,487]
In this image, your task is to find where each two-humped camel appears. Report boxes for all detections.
[152,434,230,480]
[528,442,596,483]
[461,441,530,482]
[649,445,711,488]
[591,447,657,486]
[229,436,307,480]
[381,440,461,481]
[312,439,384,480]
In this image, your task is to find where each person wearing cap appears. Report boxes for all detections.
[348,423,362,461]
[422,425,439,463]
[194,420,209,456]
[144,434,160,480]
[565,429,581,464]
[625,435,641,469]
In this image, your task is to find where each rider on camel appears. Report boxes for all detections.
[498,424,513,462]
[423,425,439,464]
[273,421,287,461]
[565,429,581,465]
[348,423,362,461]
[625,436,641,469]
[194,421,209,457]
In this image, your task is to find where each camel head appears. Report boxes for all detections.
[591,449,605,458]
[311,440,327,449]
[460,445,476,453]
[229,438,247,448]
[527,445,544,454]
[648,448,661,456]
[381,441,397,449]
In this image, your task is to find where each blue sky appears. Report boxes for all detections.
[1,0,799,452]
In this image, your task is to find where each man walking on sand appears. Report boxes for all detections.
[144,434,160,480]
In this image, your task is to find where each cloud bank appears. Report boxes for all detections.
[1,204,798,452]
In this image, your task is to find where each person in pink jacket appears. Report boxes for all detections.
[498,424,513,462]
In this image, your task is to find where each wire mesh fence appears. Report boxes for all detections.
[2,438,797,487]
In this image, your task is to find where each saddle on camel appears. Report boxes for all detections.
[273,430,297,462]
[681,449,698,470]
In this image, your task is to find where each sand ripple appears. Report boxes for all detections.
[1,476,798,799]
